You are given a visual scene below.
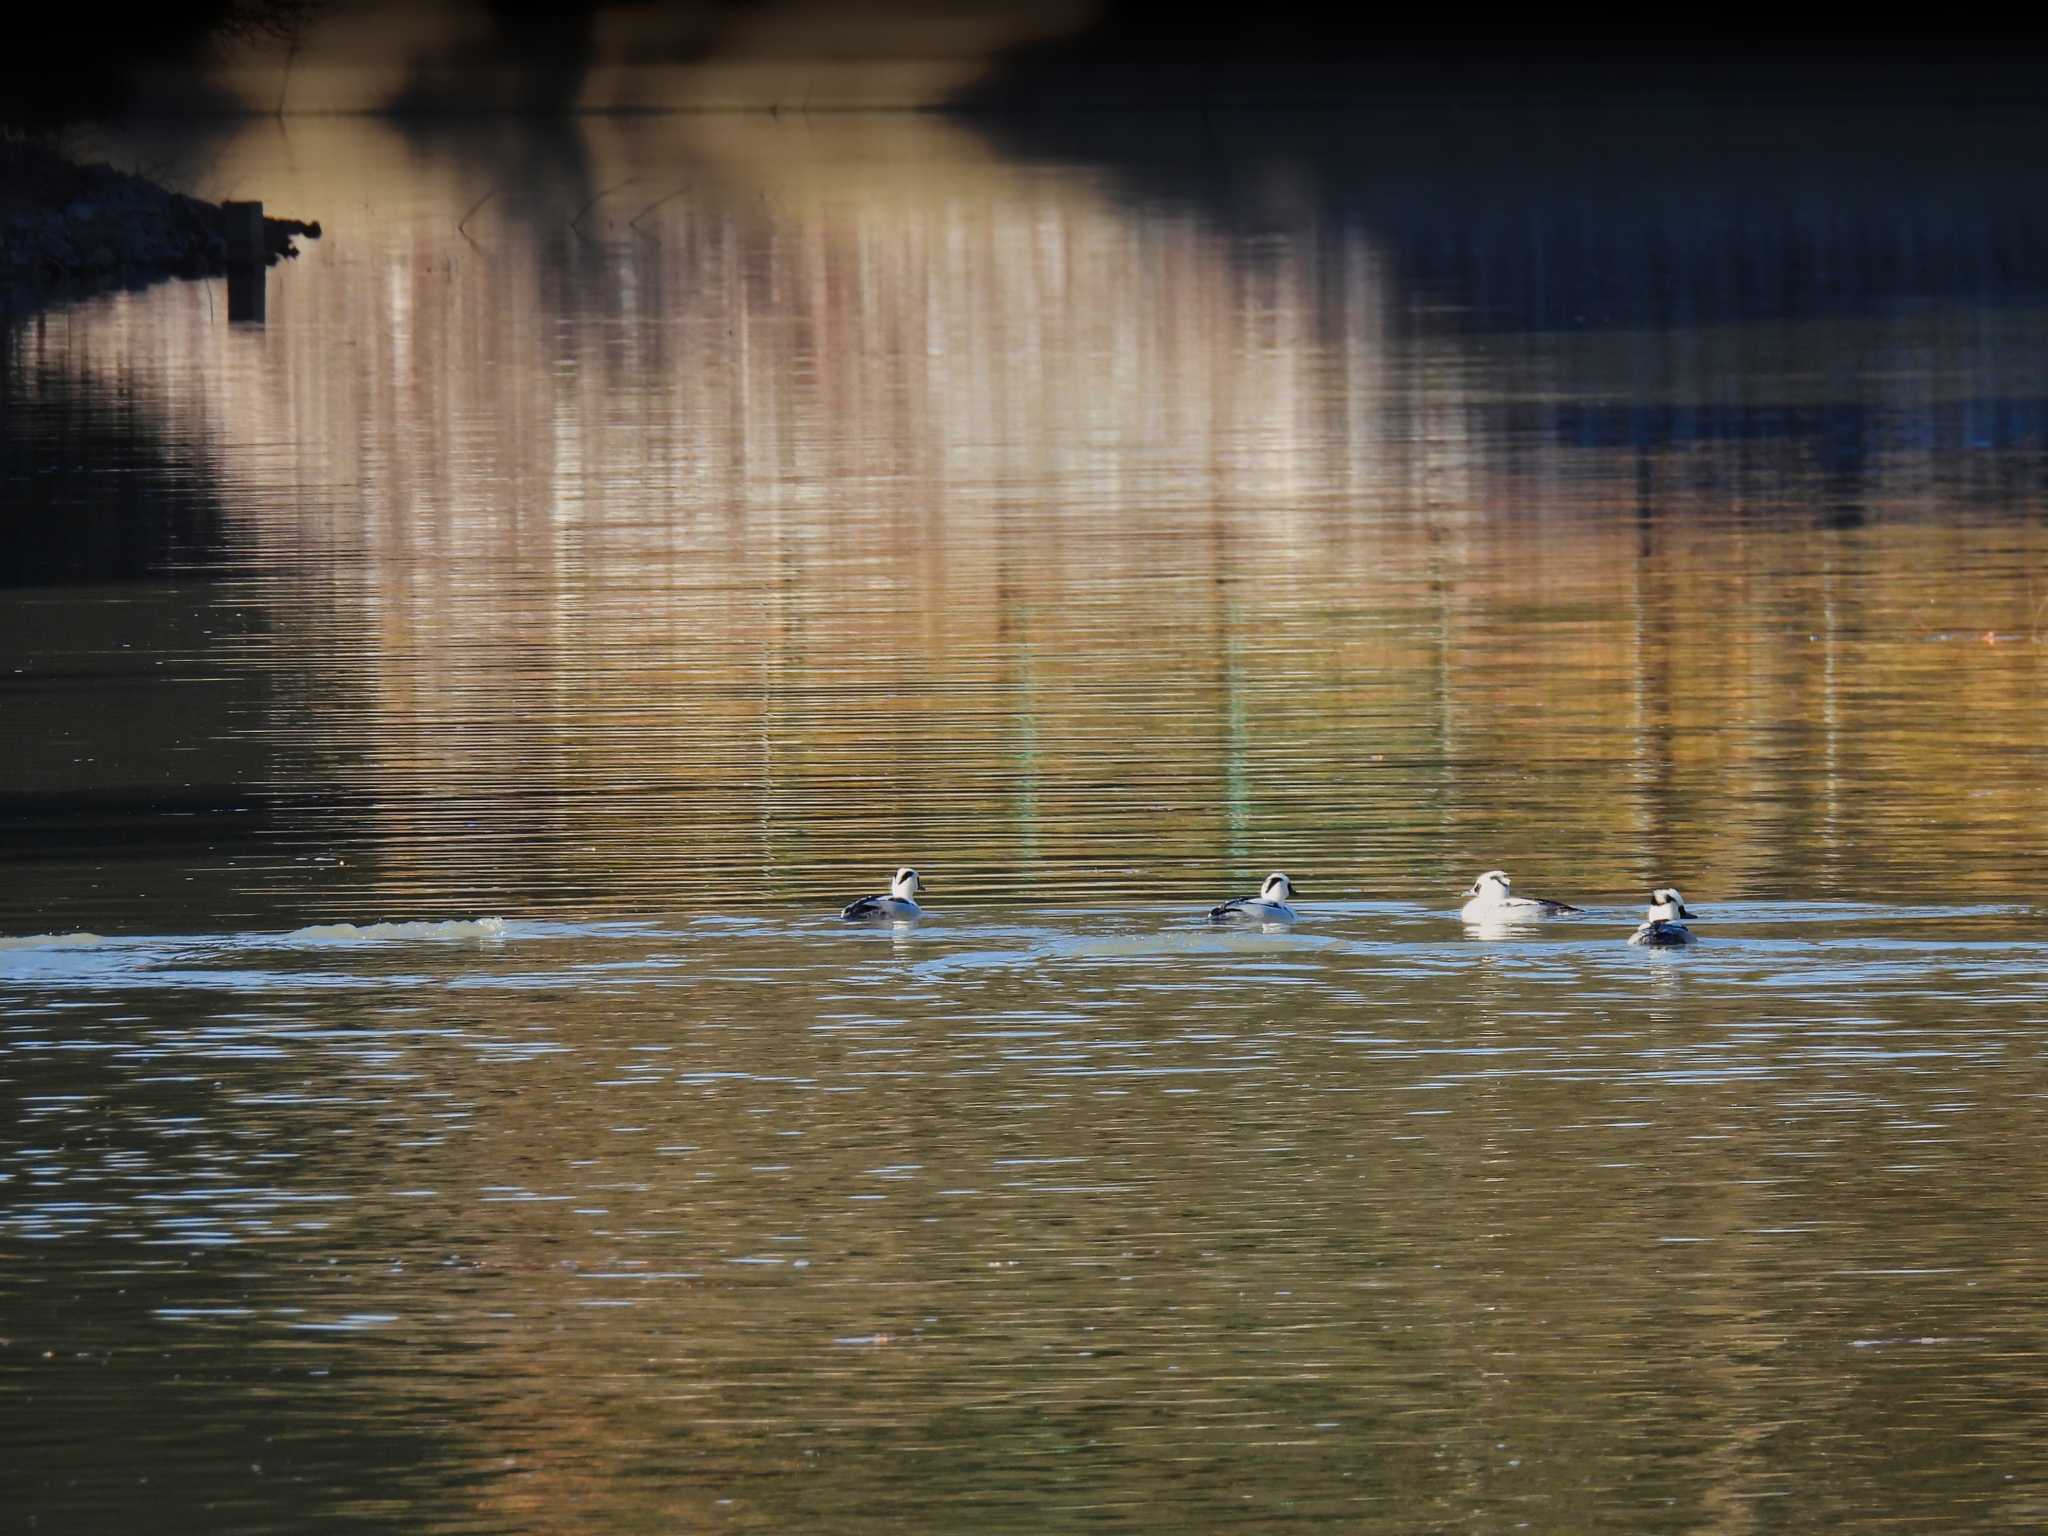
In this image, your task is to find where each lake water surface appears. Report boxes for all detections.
[5,112,2048,1531]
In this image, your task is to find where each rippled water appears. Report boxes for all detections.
[6,113,2048,1531]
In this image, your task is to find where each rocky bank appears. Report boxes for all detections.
[2,140,319,313]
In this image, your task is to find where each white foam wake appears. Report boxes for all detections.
[285,917,509,943]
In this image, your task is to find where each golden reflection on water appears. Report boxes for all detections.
[8,915,2048,1531]
[10,111,2048,1536]
[8,115,2048,929]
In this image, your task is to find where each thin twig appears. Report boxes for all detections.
[628,186,690,232]
[569,178,638,238]
[457,188,495,240]
[276,31,302,118]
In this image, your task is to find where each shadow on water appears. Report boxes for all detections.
[388,115,613,322]
[383,0,730,119]
[0,345,232,586]
[959,108,2048,323]
[0,338,292,912]
[949,26,2048,522]
[956,9,2048,334]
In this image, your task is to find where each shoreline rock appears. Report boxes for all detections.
[1,140,319,316]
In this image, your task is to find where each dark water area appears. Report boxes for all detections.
[0,359,233,583]
[5,110,2048,1531]
[964,101,2048,328]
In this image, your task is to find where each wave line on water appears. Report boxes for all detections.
[284,918,510,944]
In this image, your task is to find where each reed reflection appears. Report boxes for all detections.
[10,114,2048,932]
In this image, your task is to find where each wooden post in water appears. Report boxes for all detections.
[222,200,264,264]
[222,199,266,323]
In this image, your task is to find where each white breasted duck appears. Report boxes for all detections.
[840,866,926,921]
[1628,886,1698,947]
[1459,869,1581,923]
[1208,872,1298,924]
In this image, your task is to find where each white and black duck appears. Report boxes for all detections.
[1207,872,1298,924]
[840,866,926,921]
[1459,869,1581,923]
[1627,886,1697,947]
